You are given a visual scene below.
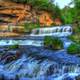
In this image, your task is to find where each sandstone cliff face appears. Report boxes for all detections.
[0,0,61,26]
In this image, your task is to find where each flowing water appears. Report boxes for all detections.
[0,37,71,48]
[0,40,43,46]
[0,37,80,80]
[0,54,80,80]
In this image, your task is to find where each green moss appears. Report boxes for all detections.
[67,43,80,55]
[8,44,19,50]
[44,36,63,50]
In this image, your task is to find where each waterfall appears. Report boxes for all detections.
[0,54,80,80]
[30,25,72,37]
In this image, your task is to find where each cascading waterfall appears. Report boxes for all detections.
[0,54,80,80]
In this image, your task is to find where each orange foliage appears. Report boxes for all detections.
[39,11,53,26]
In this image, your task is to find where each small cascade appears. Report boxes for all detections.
[0,40,43,46]
[30,25,72,37]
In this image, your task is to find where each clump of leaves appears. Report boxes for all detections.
[8,44,19,50]
[44,36,63,50]
[67,43,80,55]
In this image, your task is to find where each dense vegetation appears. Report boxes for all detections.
[74,0,80,26]
[12,0,55,13]
[67,0,80,53]
[8,44,19,50]
[44,36,63,50]
[23,23,40,33]
[62,7,75,24]
[67,43,80,55]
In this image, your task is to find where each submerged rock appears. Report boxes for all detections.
[63,77,74,80]
[0,50,21,64]
[75,75,80,80]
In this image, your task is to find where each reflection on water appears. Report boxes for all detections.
[0,54,80,80]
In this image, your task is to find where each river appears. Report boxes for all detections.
[0,37,80,80]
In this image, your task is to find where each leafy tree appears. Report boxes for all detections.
[44,36,63,50]
[61,7,75,24]
[12,0,55,14]
[53,5,65,24]
[74,0,80,26]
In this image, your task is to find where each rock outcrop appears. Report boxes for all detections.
[0,0,55,26]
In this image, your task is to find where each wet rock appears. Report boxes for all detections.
[0,50,21,63]
[46,64,59,76]
[63,76,74,80]
[75,75,80,80]
[20,78,32,80]
[63,66,70,73]
[0,49,5,53]
[0,74,5,80]
[76,54,80,57]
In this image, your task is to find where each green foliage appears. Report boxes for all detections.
[44,36,63,50]
[53,5,65,24]
[61,7,75,24]
[61,0,80,25]
[74,0,80,26]
[11,0,60,27]
[8,44,19,50]
[12,0,55,13]
[12,0,65,24]
[23,23,40,33]
[73,26,80,34]
[67,43,80,55]
[68,34,80,44]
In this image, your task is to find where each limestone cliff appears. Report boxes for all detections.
[0,0,61,26]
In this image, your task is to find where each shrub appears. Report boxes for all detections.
[8,44,19,50]
[68,35,80,44]
[44,36,63,50]
[67,43,80,55]
[23,23,40,33]
[12,0,55,14]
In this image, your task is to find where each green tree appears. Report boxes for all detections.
[61,7,75,24]
[12,0,55,14]
[74,0,80,26]
[53,5,65,24]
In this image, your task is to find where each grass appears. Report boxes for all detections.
[67,43,80,55]
[67,26,80,55]
[8,44,19,50]
[44,36,63,50]
[68,34,80,44]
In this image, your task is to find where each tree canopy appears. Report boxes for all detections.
[74,0,80,24]
[12,0,55,12]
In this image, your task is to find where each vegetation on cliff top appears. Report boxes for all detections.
[11,0,63,22]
